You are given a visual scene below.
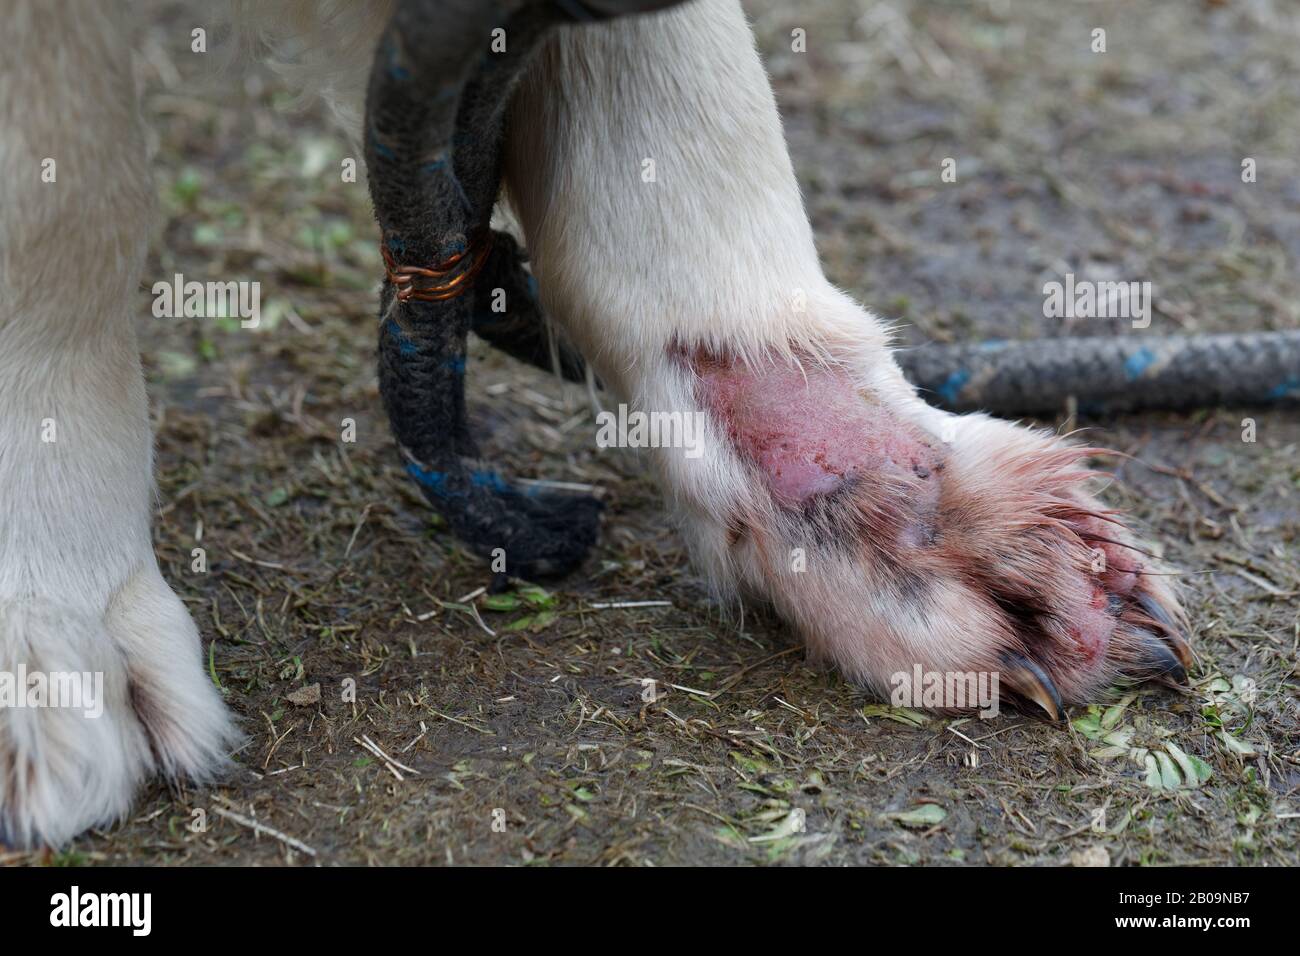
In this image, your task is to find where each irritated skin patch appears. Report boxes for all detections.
[686,349,1189,707]
[694,356,942,513]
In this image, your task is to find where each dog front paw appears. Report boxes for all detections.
[0,567,239,848]
[687,352,1190,716]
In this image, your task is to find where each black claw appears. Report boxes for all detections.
[1136,591,1176,632]
[1134,592,1194,671]
[1136,631,1188,685]
[999,651,1065,722]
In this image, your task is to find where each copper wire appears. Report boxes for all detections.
[381,231,492,303]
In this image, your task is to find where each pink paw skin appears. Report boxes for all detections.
[696,358,942,511]
[691,350,1192,720]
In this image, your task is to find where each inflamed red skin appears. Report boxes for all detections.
[690,349,1192,719]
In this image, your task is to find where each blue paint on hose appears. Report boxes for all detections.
[1268,377,1300,399]
[385,319,418,358]
[937,368,971,404]
[383,40,410,81]
[1124,347,1156,380]
[406,463,455,498]
[404,465,539,500]
[369,119,396,160]
[470,470,510,493]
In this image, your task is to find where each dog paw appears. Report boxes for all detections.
[689,352,1191,717]
[0,566,240,848]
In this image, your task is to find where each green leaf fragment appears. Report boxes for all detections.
[861,704,929,727]
[1166,742,1213,787]
[1219,731,1255,756]
[1102,727,1135,748]
[1090,744,1131,761]
[883,804,947,828]
[1072,707,1104,740]
[1100,695,1135,730]
[518,585,556,608]
[730,751,769,775]
[481,594,520,611]
[1154,750,1182,790]
[530,610,558,631]
[749,812,806,843]
[1142,753,1162,789]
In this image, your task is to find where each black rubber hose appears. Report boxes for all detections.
[895,330,1300,415]
[470,231,588,383]
[479,312,1300,417]
[367,0,602,579]
[366,0,687,578]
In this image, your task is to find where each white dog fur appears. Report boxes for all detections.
[1,0,240,847]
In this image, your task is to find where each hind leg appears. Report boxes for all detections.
[0,1,238,846]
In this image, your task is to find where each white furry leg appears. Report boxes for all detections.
[505,0,1190,713]
[0,1,238,847]
[504,0,925,604]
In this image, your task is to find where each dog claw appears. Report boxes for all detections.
[1160,629,1195,674]
[1135,592,1193,671]
[1135,631,1189,685]
[1000,652,1064,721]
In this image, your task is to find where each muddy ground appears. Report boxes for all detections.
[14,0,1298,866]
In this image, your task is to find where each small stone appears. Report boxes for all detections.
[1070,845,1111,867]
[285,683,321,707]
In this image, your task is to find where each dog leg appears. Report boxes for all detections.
[0,1,238,846]
[504,0,1190,711]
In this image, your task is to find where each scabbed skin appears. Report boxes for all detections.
[695,357,943,513]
